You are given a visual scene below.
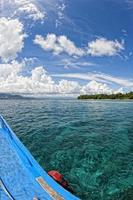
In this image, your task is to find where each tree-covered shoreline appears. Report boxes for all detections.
[78,92,133,100]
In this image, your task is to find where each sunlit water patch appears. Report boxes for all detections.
[0,99,133,200]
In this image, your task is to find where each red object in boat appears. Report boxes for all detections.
[48,170,69,188]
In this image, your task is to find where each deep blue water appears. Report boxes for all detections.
[0,99,133,200]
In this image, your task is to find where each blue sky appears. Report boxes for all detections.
[0,0,133,95]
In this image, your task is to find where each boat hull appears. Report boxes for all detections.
[0,115,79,200]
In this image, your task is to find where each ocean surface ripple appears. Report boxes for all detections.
[0,99,133,200]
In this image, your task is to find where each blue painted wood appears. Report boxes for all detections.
[0,115,79,200]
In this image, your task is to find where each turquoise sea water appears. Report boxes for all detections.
[0,99,133,200]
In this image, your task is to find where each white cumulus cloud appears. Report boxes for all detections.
[34,34,85,57]
[13,0,45,21]
[88,37,124,56]
[0,61,57,93]
[0,17,26,62]
[58,79,81,94]
[81,80,112,94]
[34,34,125,58]
[0,0,45,22]
[0,60,22,79]
[0,60,120,95]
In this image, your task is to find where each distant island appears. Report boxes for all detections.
[78,92,133,100]
[0,93,32,99]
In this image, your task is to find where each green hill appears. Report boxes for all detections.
[78,92,133,100]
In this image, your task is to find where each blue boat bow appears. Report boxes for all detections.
[0,115,79,200]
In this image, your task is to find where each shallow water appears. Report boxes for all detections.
[0,99,133,200]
